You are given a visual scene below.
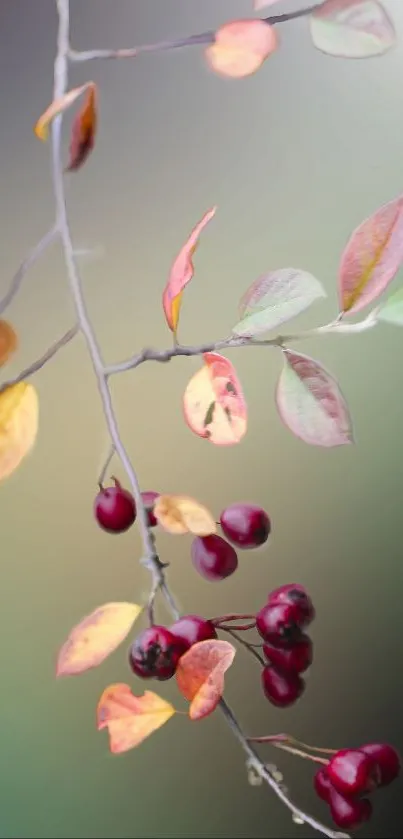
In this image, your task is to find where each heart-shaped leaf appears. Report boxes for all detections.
[153,494,216,536]
[0,382,39,481]
[56,602,142,677]
[309,0,396,58]
[176,639,236,721]
[377,288,403,326]
[183,352,247,445]
[205,19,278,79]
[275,349,353,447]
[97,685,176,754]
[65,83,98,172]
[339,195,403,315]
[232,268,326,337]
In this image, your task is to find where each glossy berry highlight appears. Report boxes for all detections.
[191,534,238,581]
[263,633,313,674]
[328,788,372,831]
[169,615,217,651]
[261,664,305,707]
[94,477,136,533]
[360,742,401,787]
[256,602,301,646]
[268,583,315,628]
[128,625,187,681]
[219,502,271,549]
[327,748,380,796]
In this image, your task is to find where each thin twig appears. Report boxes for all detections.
[0,227,58,316]
[0,326,78,394]
[98,443,116,486]
[222,627,266,667]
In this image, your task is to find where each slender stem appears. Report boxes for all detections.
[0,228,58,316]
[211,613,256,627]
[0,326,78,394]
[98,443,116,486]
[248,733,338,755]
[222,627,266,666]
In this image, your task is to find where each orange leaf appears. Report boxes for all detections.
[97,684,176,753]
[176,639,236,721]
[205,19,278,79]
[183,352,247,445]
[65,84,98,172]
[34,81,94,141]
[162,207,216,338]
[0,320,18,366]
[153,494,216,536]
[56,602,142,677]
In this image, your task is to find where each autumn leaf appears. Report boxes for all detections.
[183,352,247,445]
[97,684,176,754]
[0,320,18,366]
[34,81,95,141]
[339,195,403,315]
[65,83,98,172]
[162,207,216,339]
[153,494,216,536]
[176,639,236,721]
[275,350,353,447]
[0,382,39,481]
[205,19,278,79]
[56,602,142,677]
[309,0,396,59]
[232,268,326,338]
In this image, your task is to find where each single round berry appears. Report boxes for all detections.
[141,491,160,528]
[219,502,271,549]
[314,768,334,803]
[263,633,313,674]
[360,742,401,787]
[268,583,315,628]
[191,534,238,581]
[328,788,372,831]
[256,602,302,647]
[261,665,305,707]
[169,615,217,651]
[128,626,187,681]
[327,749,380,797]
[94,477,136,533]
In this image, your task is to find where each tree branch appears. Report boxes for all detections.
[0,326,78,394]
[0,227,58,317]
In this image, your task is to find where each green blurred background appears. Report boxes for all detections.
[1,1,403,836]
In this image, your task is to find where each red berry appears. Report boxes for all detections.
[328,788,372,831]
[314,768,334,802]
[191,534,238,581]
[169,615,217,651]
[263,634,313,674]
[94,478,136,533]
[360,742,401,787]
[141,490,160,528]
[256,602,301,646]
[219,502,271,549]
[128,626,187,681]
[327,749,380,797]
[261,665,305,707]
[268,583,315,628]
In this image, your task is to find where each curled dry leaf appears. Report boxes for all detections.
[176,639,236,721]
[232,268,326,337]
[65,83,98,172]
[56,602,142,677]
[339,195,403,316]
[97,684,176,754]
[276,350,353,447]
[162,207,216,339]
[0,319,18,366]
[205,19,278,79]
[378,288,403,326]
[183,352,247,445]
[0,382,39,481]
[34,81,95,141]
[309,0,396,59]
[153,494,216,536]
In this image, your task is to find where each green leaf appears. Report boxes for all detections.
[377,288,403,326]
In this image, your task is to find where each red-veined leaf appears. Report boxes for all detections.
[275,349,353,447]
[56,602,142,677]
[176,639,236,721]
[65,83,98,172]
[339,195,403,315]
[183,352,247,446]
[309,0,396,58]
[232,268,326,337]
[97,684,175,754]
[205,19,278,79]
[153,494,216,536]
[162,207,216,338]
[34,82,94,141]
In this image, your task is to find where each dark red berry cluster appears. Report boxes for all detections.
[256,584,315,707]
[314,743,401,830]
[128,615,217,681]
[192,502,271,580]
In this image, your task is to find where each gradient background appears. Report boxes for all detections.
[1,1,403,837]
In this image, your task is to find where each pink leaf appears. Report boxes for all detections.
[205,19,278,79]
[339,195,403,315]
[310,0,396,59]
[275,350,353,447]
[183,352,247,446]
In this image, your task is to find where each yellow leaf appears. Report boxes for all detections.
[0,320,18,367]
[97,684,176,754]
[56,602,143,677]
[34,82,94,141]
[0,382,39,481]
[153,494,217,536]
